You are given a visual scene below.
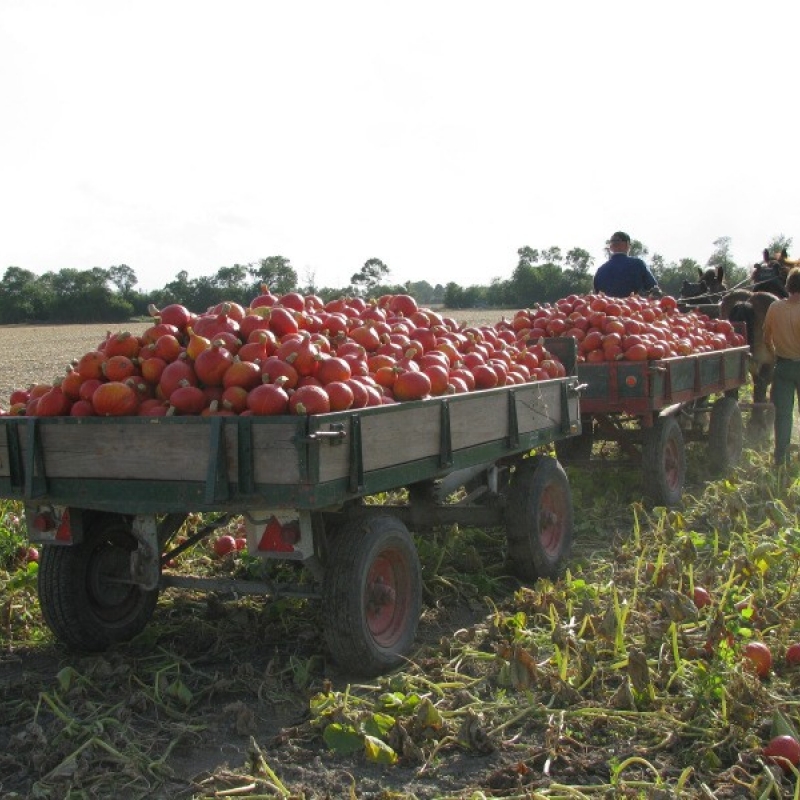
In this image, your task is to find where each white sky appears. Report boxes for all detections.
[1,1,798,293]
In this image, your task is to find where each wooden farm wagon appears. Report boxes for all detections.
[0,339,582,675]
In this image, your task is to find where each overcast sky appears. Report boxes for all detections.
[2,1,798,294]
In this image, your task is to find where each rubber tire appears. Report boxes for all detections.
[643,415,686,507]
[707,396,743,474]
[505,456,574,583]
[38,514,159,651]
[322,514,422,676]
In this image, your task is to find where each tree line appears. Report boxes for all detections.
[0,235,790,324]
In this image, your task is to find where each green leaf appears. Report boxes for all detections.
[397,692,423,714]
[771,709,800,740]
[377,691,406,710]
[165,679,193,707]
[363,712,396,738]
[309,691,338,715]
[415,697,444,729]
[56,666,79,693]
[323,723,363,754]
[363,734,398,764]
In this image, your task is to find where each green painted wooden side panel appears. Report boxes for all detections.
[0,338,581,514]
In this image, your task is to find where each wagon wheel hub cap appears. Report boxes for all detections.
[540,509,559,527]
[368,576,396,610]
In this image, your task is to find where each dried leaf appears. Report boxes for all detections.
[660,589,698,623]
[609,676,636,710]
[458,709,494,754]
[627,648,651,694]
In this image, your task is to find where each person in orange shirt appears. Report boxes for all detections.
[762,266,800,466]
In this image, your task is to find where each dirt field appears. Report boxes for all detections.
[0,322,152,407]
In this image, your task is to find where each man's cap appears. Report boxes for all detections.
[609,231,631,244]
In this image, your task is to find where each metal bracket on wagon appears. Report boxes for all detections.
[130,515,161,591]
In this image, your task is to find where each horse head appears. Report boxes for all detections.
[752,259,788,297]
[680,266,726,302]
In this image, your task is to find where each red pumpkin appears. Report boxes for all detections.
[249,284,278,309]
[169,385,207,415]
[35,386,72,416]
[261,356,299,390]
[389,294,418,317]
[102,355,138,382]
[92,382,139,416]
[393,370,432,401]
[103,331,141,359]
[221,385,249,414]
[326,381,354,411]
[194,342,234,387]
[222,359,262,391]
[288,384,331,415]
[76,350,108,381]
[152,334,184,363]
[149,302,193,331]
[158,360,197,399]
[246,383,290,416]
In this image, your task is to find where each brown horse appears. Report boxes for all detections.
[720,289,779,435]
[752,254,787,297]
[680,266,727,304]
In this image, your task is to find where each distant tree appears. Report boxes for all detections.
[160,271,192,306]
[0,267,48,323]
[444,282,465,308]
[649,255,680,294]
[517,246,540,268]
[509,263,538,307]
[39,267,132,322]
[704,236,749,287]
[213,264,250,306]
[248,256,298,295]
[214,264,248,290]
[107,264,138,299]
[405,280,439,304]
[350,258,389,297]
[706,237,735,271]
[188,275,221,312]
[565,248,593,277]
[541,246,563,265]
[301,266,318,294]
[485,276,511,307]
[767,234,794,258]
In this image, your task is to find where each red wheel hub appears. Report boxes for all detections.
[539,482,567,557]
[365,549,411,647]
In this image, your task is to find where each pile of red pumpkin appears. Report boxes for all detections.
[7,289,569,418]
[497,292,745,363]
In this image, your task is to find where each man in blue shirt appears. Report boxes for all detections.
[593,231,660,298]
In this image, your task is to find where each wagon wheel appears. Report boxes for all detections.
[642,415,686,507]
[505,456,574,582]
[707,396,743,474]
[322,514,421,676]
[38,514,159,651]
